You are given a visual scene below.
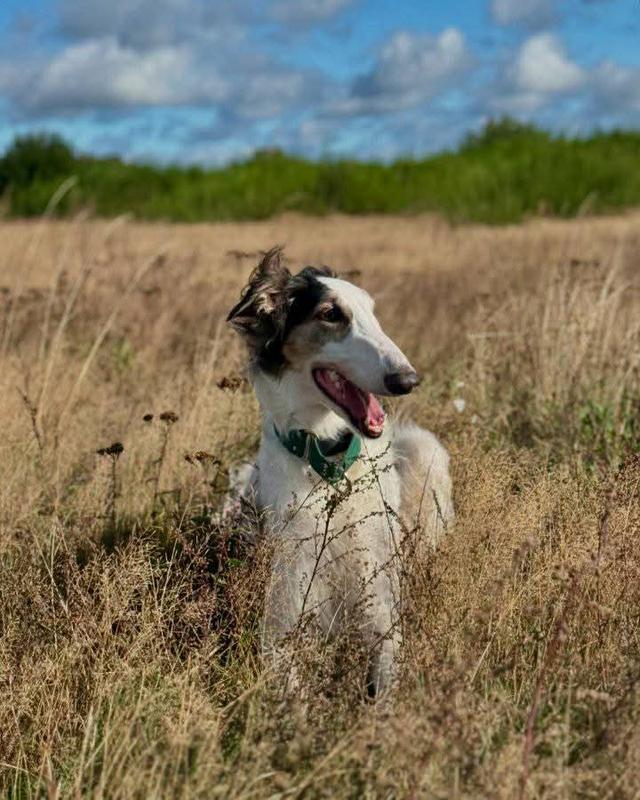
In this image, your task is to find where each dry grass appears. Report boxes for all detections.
[1,212,639,798]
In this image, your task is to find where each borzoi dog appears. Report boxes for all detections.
[226,247,453,696]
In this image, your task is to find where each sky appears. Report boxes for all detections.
[0,0,638,165]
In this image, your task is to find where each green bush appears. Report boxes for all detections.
[2,121,640,223]
[0,133,75,192]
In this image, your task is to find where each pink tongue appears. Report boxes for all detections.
[315,369,385,436]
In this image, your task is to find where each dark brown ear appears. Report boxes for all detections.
[227,246,291,341]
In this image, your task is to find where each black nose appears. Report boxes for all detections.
[384,369,420,395]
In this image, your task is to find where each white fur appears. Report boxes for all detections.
[227,276,454,694]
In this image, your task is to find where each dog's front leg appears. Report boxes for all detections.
[359,558,401,698]
[262,532,336,697]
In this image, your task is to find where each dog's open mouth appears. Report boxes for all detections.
[313,367,385,438]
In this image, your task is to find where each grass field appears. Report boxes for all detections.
[1,211,639,798]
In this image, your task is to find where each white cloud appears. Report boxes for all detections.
[492,33,584,114]
[514,34,583,94]
[58,0,353,46]
[487,33,640,130]
[25,38,213,112]
[0,63,24,96]
[231,71,319,119]
[592,61,640,112]
[338,28,471,115]
[271,0,356,26]
[491,0,555,29]
[58,0,251,49]
[0,12,324,119]
[2,0,639,163]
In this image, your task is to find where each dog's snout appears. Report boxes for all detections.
[384,369,420,395]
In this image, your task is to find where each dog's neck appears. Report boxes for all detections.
[251,369,349,442]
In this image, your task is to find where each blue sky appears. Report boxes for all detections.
[0,0,638,164]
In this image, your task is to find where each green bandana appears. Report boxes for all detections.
[274,426,361,484]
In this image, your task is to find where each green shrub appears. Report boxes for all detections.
[2,121,640,223]
[0,133,75,191]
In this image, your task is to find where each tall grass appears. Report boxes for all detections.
[0,212,639,797]
[3,121,640,223]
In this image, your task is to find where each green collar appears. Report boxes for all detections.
[274,425,361,484]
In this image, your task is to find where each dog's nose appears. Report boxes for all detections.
[384,369,420,395]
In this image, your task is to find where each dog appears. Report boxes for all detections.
[225,247,453,696]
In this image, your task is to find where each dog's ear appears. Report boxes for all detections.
[227,246,291,342]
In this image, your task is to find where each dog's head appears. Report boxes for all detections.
[227,247,418,438]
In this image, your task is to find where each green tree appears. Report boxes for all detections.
[0,134,75,191]
[461,117,548,150]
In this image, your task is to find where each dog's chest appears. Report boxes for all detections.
[255,437,402,541]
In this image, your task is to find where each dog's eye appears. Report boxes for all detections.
[317,303,345,323]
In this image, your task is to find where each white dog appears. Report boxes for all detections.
[226,248,453,695]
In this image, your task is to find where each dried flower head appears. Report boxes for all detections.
[216,375,245,392]
[159,411,179,424]
[184,450,219,466]
[96,442,124,458]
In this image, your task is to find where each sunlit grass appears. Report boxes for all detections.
[0,212,639,798]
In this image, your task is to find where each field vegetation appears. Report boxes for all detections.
[2,120,640,223]
[0,211,639,797]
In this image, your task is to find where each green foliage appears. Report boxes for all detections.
[0,133,74,191]
[460,116,548,150]
[111,337,136,374]
[578,392,640,467]
[2,122,640,223]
